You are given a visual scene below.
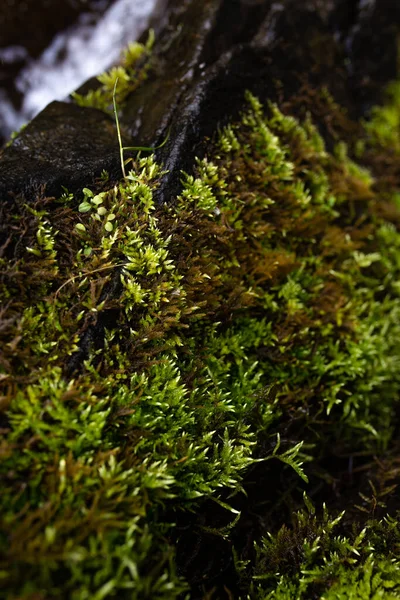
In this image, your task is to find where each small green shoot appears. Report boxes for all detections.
[113,77,170,178]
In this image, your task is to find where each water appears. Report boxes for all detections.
[0,0,158,141]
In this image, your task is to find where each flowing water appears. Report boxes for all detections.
[0,0,158,142]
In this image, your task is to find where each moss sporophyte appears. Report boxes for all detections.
[2,42,400,598]
[112,77,170,179]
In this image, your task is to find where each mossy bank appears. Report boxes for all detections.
[2,41,400,599]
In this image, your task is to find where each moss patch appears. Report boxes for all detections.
[2,81,400,599]
[72,30,154,114]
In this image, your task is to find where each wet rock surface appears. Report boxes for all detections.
[0,0,398,203]
[0,101,121,201]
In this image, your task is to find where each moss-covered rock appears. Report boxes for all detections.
[2,62,400,598]
[2,1,400,598]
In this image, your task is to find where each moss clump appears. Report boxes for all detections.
[250,505,400,599]
[72,30,154,114]
[361,80,400,153]
[2,81,400,598]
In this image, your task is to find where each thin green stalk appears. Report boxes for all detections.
[113,78,126,178]
[113,78,170,179]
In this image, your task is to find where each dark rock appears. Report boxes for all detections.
[1,0,399,203]
[0,101,120,201]
[123,0,400,201]
[343,0,400,112]
[131,0,399,201]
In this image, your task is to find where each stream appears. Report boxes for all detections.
[0,0,158,143]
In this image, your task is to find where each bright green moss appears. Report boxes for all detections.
[1,81,400,598]
[250,502,400,600]
[362,80,400,152]
[72,31,154,113]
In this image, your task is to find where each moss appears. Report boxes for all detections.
[72,30,154,114]
[2,66,400,598]
[251,504,400,599]
[361,80,400,153]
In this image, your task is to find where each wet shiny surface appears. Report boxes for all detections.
[0,0,399,204]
